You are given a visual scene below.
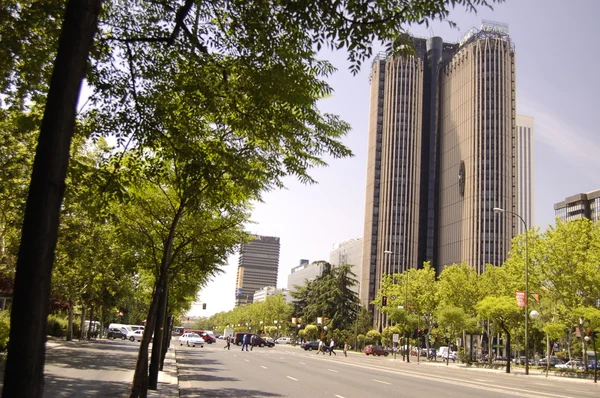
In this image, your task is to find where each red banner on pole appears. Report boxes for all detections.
[515,291,527,307]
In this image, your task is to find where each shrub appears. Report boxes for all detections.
[47,314,68,337]
[0,311,10,352]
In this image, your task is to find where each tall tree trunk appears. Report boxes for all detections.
[131,204,184,397]
[160,315,173,369]
[2,2,102,396]
[79,305,86,341]
[149,281,168,389]
[130,277,163,398]
[503,326,511,374]
[87,307,95,340]
[66,300,74,341]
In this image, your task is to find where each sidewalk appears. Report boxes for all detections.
[45,336,180,397]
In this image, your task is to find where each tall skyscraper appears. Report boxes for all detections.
[362,21,518,329]
[516,115,534,234]
[555,189,600,222]
[234,235,280,306]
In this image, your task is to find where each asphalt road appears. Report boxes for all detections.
[176,343,600,398]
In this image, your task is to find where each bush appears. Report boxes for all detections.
[457,347,473,365]
[0,311,10,352]
[47,314,68,337]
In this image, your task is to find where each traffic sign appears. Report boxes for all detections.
[393,333,399,343]
[391,295,396,300]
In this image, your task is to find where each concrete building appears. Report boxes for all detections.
[234,235,280,306]
[554,189,600,222]
[329,238,363,299]
[516,115,534,234]
[252,286,288,303]
[286,259,325,302]
[362,21,518,330]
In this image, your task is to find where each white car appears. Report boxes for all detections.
[179,333,205,347]
[132,329,154,342]
[555,360,584,370]
[275,337,293,344]
[440,351,457,361]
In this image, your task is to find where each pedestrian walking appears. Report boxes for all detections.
[317,339,325,355]
[343,342,348,357]
[250,334,256,351]
[224,335,231,350]
[329,339,336,356]
[241,334,249,351]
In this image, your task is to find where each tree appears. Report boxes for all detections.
[2,2,103,396]
[476,296,522,373]
[1,1,503,395]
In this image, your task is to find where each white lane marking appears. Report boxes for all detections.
[372,379,391,385]
[244,359,250,362]
[474,379,491,382]
[335,395,345,398]
[261,365,267,369]
[299,361,306,365]
[327,369,339,373]
[287,376,298,381]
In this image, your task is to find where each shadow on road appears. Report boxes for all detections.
[180,388,283,397]
[46,340,139,371]
[43,374,129,397]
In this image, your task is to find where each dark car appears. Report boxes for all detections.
[537,356,564,367]
[233,332,273,348]
[302,341,322,351]
[364,345,389,356]
[107,327,126,339]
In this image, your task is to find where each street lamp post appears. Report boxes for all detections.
[494,207,529,375]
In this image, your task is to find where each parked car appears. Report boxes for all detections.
[179,333,205,347]
[537,356,564,367]
[186,330,216,344]
[364,345,389,356]
[107,327,126,339]
[440,351,457,362]
[301,341,321,351]
[276,337,293,345]
[132,329,154,342]
[555,360,584,370]
[587,360,600,370]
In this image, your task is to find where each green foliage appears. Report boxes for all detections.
[290,262,359,331]
[366,329,381,345]
[47,315,68,338]
[304,325,318,341]
[0,311,10,351]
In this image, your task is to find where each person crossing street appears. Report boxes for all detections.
[329,339,336,356]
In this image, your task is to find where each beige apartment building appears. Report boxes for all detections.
[362,22,519,329]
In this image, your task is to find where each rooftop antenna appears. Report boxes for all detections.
[429,26,434,37]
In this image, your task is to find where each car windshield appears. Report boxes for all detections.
[188,333,200,338]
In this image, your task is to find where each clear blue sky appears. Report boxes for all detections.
[192,0,600,317]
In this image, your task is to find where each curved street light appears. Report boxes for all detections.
[493,207,530,375]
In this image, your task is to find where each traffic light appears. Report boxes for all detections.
[202,303,207,310]
[382,296,388,306]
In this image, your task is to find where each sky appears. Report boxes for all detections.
[191,0,600,317]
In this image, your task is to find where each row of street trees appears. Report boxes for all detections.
[374,218,600,372]
[1,1,503,396]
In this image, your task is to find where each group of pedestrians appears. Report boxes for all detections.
[317,339,338,356]
[224,334,350,358]
[223,333,255,351]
